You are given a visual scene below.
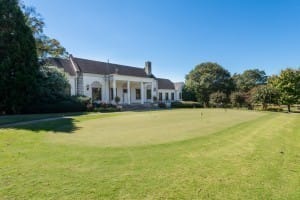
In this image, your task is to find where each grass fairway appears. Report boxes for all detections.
[0,109,299,199]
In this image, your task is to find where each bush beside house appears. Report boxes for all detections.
[171,101,203,108]
[22,96,88,114]
[22,95,123,114]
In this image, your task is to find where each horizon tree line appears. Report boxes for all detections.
[183,62,300,112]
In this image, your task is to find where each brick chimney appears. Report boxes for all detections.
[145,61,152,75]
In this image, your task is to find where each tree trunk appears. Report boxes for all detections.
[262,103,268,110]
[288,104,291,112]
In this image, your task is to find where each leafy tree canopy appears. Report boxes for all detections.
[250,85,279,110]
[182,85,197,102]
[20,3,68,59]
[233,69,267,92]
[230,91,246,108]
[269,68,300,112]
[185,62,233,106]
[209,91,227,107]
[36,64,70,103]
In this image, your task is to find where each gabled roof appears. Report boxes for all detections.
[157,78,175,90]
[46,56,161,79]
[45,57,76,76]
[73,57,152,78]
[72,57,107,75]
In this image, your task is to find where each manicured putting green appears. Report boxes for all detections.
[1,109,299,199]
[44,109,265,147]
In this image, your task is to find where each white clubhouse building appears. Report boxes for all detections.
[48,55,183,104]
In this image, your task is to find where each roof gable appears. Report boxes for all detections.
[45,58,76,76]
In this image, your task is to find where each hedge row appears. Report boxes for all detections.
[93,107,120,113]
[171,101,203,108]
[21,96,123,114]
[22,100,86,114]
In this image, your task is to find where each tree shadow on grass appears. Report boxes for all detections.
[2,118,80,134]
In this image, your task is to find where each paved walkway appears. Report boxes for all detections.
[0,116,73,128]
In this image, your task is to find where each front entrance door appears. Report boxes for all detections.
[123,88,128,104]
[123,93,128,104]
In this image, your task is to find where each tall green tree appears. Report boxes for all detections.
[36,65,70,103]
[250,85,279,110]
[185,62,233,106]
[21,4,68,59]
[230,91,246,108]
[182,85,197,101]
[0,0,39,113]
[209,91,228,107]
[269,68,300,112]
[233,69,267,92]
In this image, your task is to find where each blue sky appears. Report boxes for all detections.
[23,0,300,82]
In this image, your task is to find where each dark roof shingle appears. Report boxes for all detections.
[157,78,175,89]
[73,57,150,78]
[46,57,158,79]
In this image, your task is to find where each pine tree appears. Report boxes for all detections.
[0,0,39,113]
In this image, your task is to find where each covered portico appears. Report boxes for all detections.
[110,75,155,105]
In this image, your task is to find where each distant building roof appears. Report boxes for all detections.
[157,78,175,89]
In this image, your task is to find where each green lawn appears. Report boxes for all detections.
[0,109,299,199]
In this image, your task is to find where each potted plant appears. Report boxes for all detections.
[114,96,120,104]
[153,96,158,107]
[114,96,122,110]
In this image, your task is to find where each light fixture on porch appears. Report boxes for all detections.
[86,84,89,91]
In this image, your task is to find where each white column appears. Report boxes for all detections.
[104,76,109,103]
[151,82,154,103]
[127,81,131,104]
[140,81,144,104]
[106,79,110,103]
[113,79,116,103]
